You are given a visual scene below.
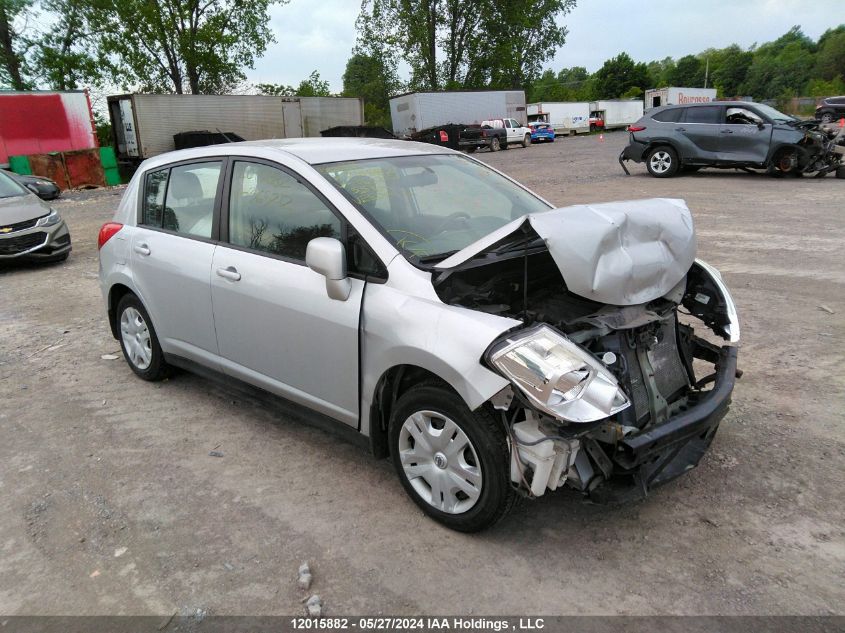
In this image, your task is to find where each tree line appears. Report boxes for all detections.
[528,26,845,106]
[1,0,843,130]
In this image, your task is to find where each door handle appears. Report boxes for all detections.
[720,129,734,134]
[216,266,241,281]
[674,127,686,132]
[133,244,150,256]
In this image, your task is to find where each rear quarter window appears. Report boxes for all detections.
[652,108,683,123]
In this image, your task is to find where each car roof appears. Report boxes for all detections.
[658,101,759,109]
[140,138,457,170]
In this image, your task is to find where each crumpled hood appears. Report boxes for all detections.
[0,193,50,226]
[437,198,697,306]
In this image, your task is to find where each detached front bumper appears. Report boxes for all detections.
[589,344,738,503]
[0,220,72,263]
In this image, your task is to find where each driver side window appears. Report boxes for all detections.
[725,107,763,125]
[228,161,341,261]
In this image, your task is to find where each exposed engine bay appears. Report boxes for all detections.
[433,222,740,502]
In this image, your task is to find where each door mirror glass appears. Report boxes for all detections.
[306,237,351,301]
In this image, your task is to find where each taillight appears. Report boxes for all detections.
[628,125,647,132]
[439,130,449,142]
[98,222,123,249]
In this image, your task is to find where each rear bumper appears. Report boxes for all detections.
[590,345,738,503]
[621,139,648,163]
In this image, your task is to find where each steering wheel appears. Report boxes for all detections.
[434,211,472,234]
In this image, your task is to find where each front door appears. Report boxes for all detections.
[210,159,363,425]
[130,160,224,366]
[719,106,773,163]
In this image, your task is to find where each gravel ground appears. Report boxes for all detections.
[1,132,843,616]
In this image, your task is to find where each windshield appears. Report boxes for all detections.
[0,171,28,198]
[752,104,796,123]
[315,154,551,261]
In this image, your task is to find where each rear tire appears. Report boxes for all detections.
[389,384,516,532]
[836,166,845,179]
[646,146,680,178]
[489,136,500,152]
[116,294,171,381]
[521,133,531,148]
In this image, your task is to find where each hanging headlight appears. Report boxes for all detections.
[486,325,630,424]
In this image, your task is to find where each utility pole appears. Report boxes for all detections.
[704,58,709,89]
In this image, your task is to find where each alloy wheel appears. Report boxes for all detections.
[398,410,483,514]
[650,150,672,174]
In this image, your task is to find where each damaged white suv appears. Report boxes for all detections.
[98,139,739,532]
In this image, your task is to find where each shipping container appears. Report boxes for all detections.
[107,94,364,162]
[527,102,590,135]
[590,100,645,130]
[0,90,98,167]
[644,87,717,109]
[389,90,527,137]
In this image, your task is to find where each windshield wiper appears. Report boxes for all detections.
[417,250,458,264]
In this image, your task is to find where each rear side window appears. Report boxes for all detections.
[652,108,683,122]
[141,161,222,238]
[163,163,222,237]
[684,106,721,124]
[228,161,341,261]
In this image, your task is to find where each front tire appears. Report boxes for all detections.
[116,294,171,381]
[820,112,834,124]
[522,133,531,148]
[646,146,680,177]
[389,384,516,532]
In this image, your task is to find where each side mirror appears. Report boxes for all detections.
[757,121,766,130]
[306,237,351,301]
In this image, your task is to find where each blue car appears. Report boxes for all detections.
[529,123,555,143]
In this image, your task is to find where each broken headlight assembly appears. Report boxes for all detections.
[486,324,630,424]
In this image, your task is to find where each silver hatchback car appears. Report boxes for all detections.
[99,139,740,531]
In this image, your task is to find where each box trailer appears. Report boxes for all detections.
[644,87,717,109]
[389,90,527,137]
[590,100,644,130]
[0,90,97,167]
[108,94,364,162]
[527,102,590,135]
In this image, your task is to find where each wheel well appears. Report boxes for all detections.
[368,365,457,459]
[107,284,134,339]
[646,141,679,157]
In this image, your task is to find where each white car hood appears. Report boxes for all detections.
[436,198,697,306]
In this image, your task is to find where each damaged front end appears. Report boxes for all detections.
[433,199,740,503]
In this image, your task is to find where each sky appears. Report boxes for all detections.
[247,0,841,92]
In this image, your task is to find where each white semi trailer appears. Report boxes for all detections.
[107,94,364,162]
[644,87,717,109]
[389,90,527,137]
[527,102,590,135]
[590,100,645,130]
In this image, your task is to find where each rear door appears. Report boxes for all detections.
[677,105,723,160]
[210,159,364,425]
[130,159,224,366]
[719,106,772,163]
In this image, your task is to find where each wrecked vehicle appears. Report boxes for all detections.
[620,101,845,178]
[98,138,739,532]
